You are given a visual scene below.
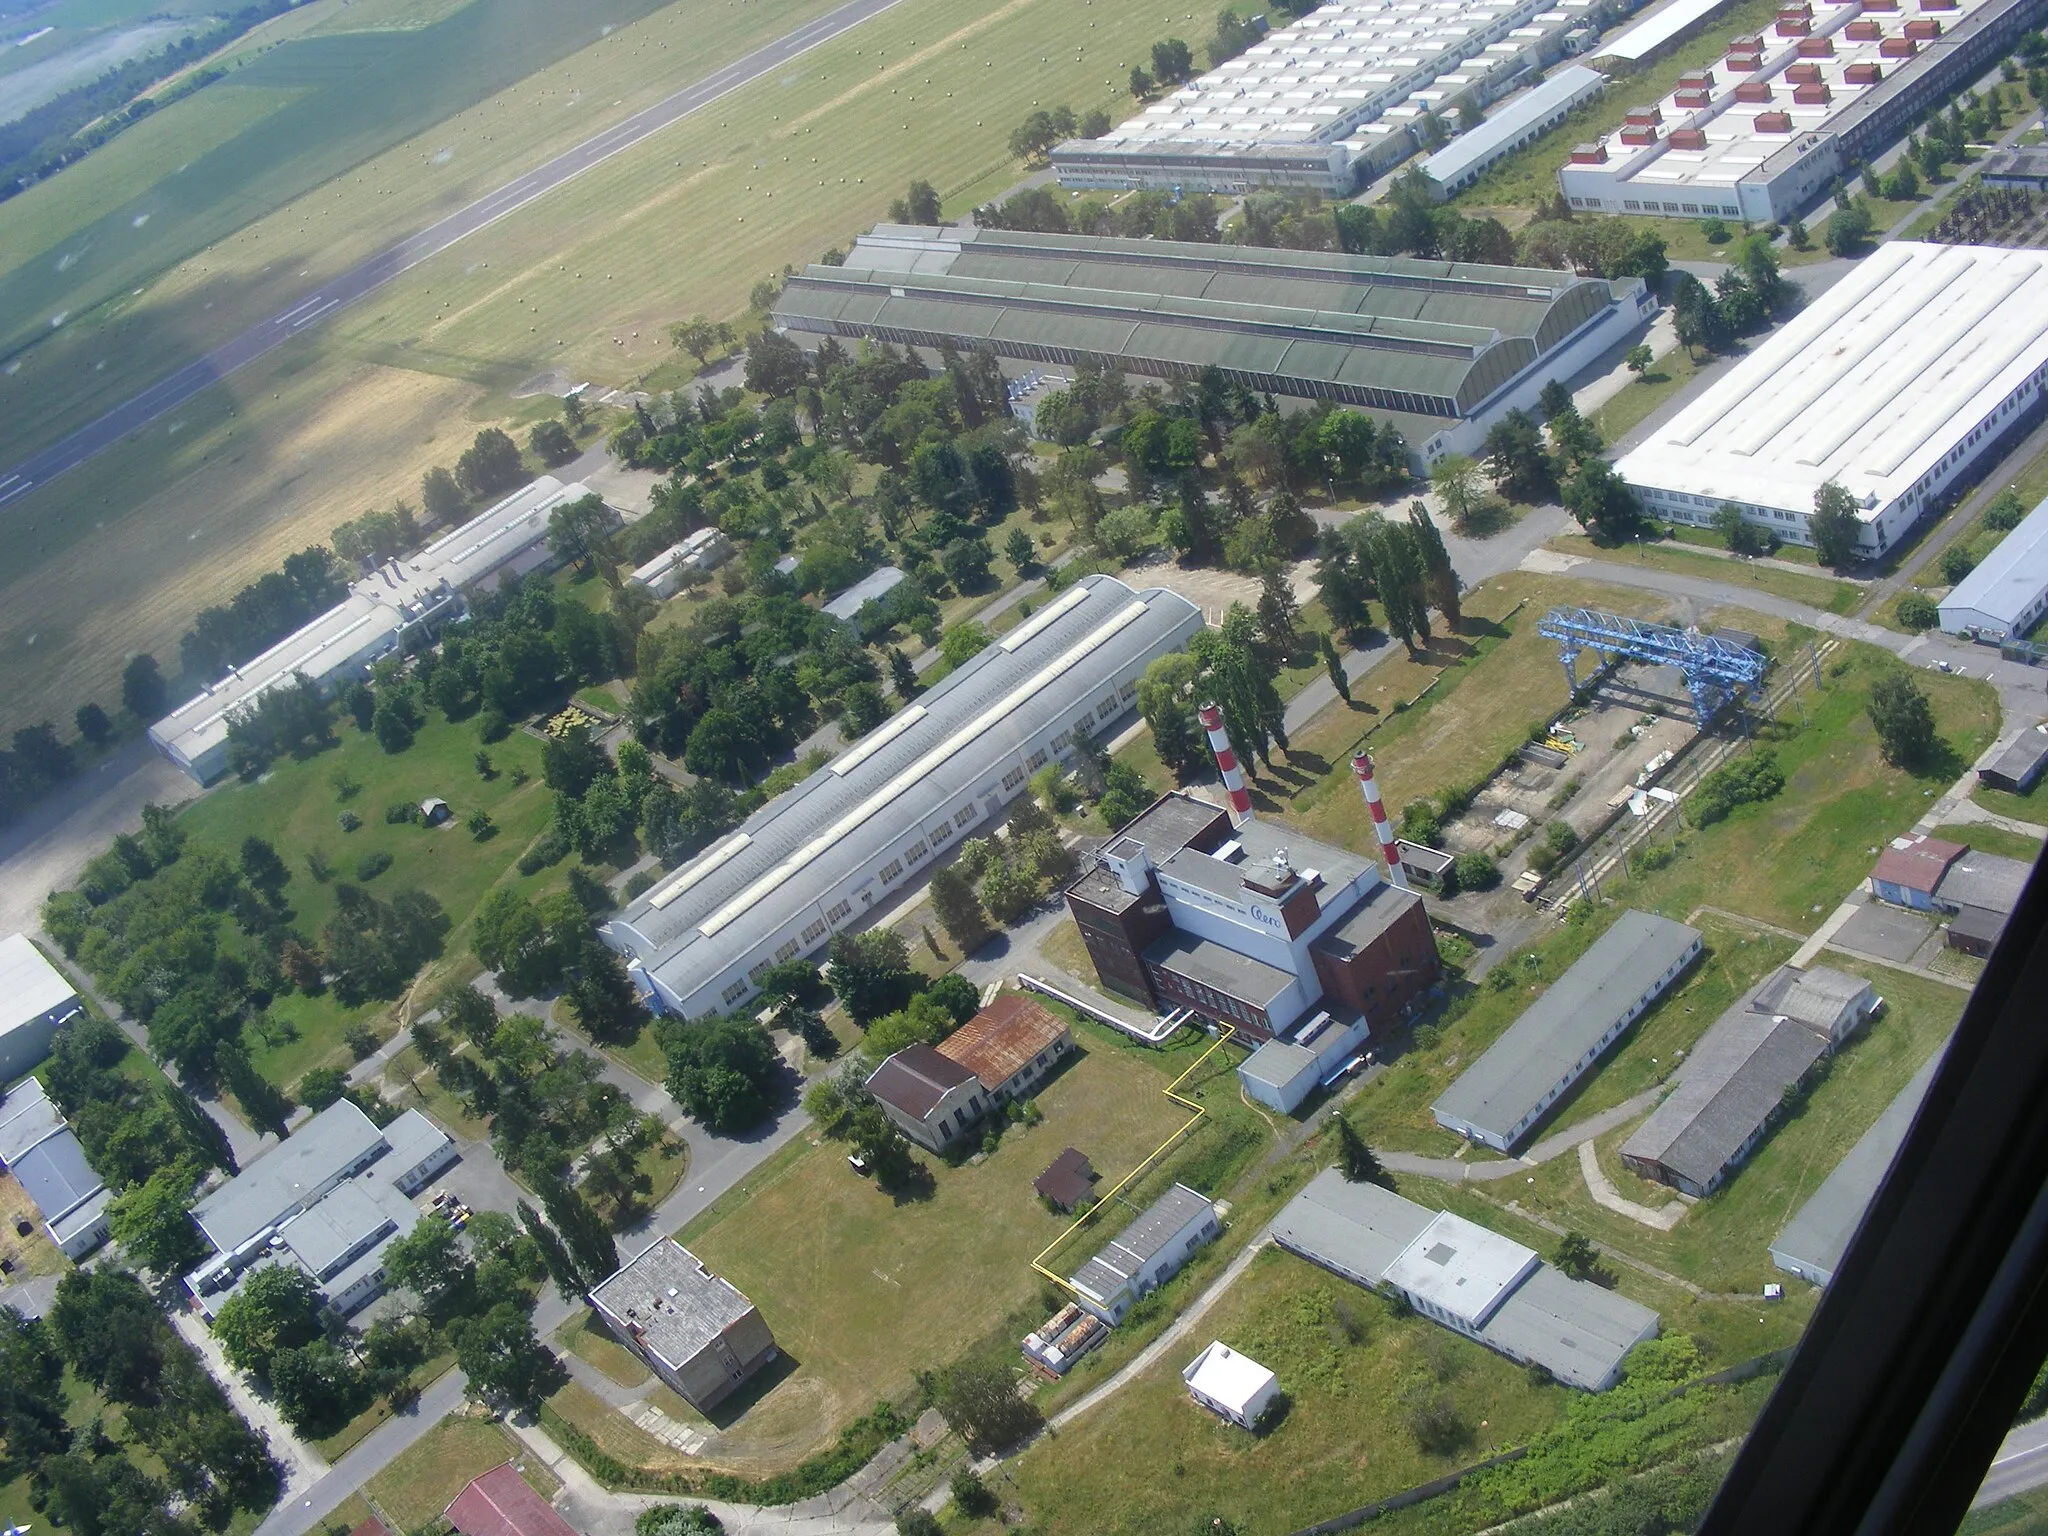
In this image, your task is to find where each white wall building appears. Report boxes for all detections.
[1939,492,2048,638]
[1615,244,2048,558]
[0,934,83,1085]
[629,527,734,598]
[602,576,1203,1020]
[1183,1341,1282,1428]
[1420,66,1608,196]
[1236,1009,1372,1113]
[151,477,594,783]
[1070,1184,1221,1323]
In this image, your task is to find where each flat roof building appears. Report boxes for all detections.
[151,477,593,783]
[1070,1183,1221,1323]
[1561,0,2041,224]
[588,1238,778,1412]
[1595,0,1742,61]
[773,227,1652,469]
[629,527,733,599]
[1940,494,2048,639]
[1183,1341,1281,1429]
[1274,1169,1660,1388]
[1936,849,2034,916]
[1619,964,1876,1197]
[602,575,1202,1021]
[1237,1009,1370,1114]
[1066,791,1441,1040]
[0,934,83,1085]
[1421,67,1609,196]
[1772,1049,1943,1285]
[1049,0,1592,195]
[1615,244,2048,559]
[0,1078,109,1260]
[1433,911,1703,1151]
[185,1101,456,1316]
[822,565,908,623]
[1980,724,2048,795]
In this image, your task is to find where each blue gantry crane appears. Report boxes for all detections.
[1537,606,1768,723]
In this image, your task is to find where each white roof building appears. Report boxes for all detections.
[0,934,83,1084]
[1940,492,2048,639]
[1183,1341,1281,1428]
[150,477,593,783]
[602,575,1202,1020]
[629,527,734,598]
[1616,244,2048,559]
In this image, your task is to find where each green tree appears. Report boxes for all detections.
[297,1066,348,1110]
[1867,669,1938,768]
[76,702,114,749]
[1810,480,1864,567]
[528,421,577,468]
[456,427,528,500]
[929,1358,1043,1453]
[1824,200,1875,257]
[1319,632,1352,704]
[422,465,466,525]
[825,929,916,1022]
[121,653,167,719]
[928,864,993,952]
[518,1200,587,1301]
[212,1264,324,1383]
[1895,592,1939,631]
[382,1215,476,1321]
[473,889,564,996]
[1407,501,1461,627]
[1940,543,1977,584]
[546,492,613,578]
[1562,457,1643,544]
[1625,343,1654,375]
[538,1177,620,1283]
[1552,1230,1616,1287]
[1429,453,1486,531]
[663,1017,782,1132]
[450,1304,565,1415]
[1097,760,1153,827]
[106,1161,205,1276]
[940,621,994,667]
[1453,851,1500,891]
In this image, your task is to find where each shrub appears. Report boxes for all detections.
[297,1067,348,1110]
[1895,592,1940,631]
[1940,543,1978,584]
[517,821,571,875]
[385,802,419,825]
[1452,851,1500,891]
[1985,490,2027,532]
[338,809,362,833]
[355,849,393,881]
[1689,748,1786,827]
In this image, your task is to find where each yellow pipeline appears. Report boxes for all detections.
[1031,1022,1238,1293]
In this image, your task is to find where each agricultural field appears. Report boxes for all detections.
[665,1024,1253,1465]
[0,0,1166,732]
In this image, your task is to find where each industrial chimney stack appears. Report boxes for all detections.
[1198,702,1254,824]
[1352,751,1409,890]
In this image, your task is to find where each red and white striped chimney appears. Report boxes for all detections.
[1198,702,1254,824]
[1352,751,1409,890]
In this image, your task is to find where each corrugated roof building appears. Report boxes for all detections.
[1274,1170,1660,1389]
[1978,724,2048,795]
[1433,911,1703,1151]
[602,575,1202,1021]
[0,1078,109,1260]
[1940,494,2048,638]
[1422,67,1608,195]
[773,228,1650,467]
[1070,1183,1221,1323]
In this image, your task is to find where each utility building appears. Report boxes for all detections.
[589,1238,778,1412]
[1069,1184,1221,1323]
[1433,911,1702,1151]
[151,478,595,783]
[1274,1169,1660,1389]
[1979,724,2048,795]
[1616,244,2048,559]
[772,228,1651,470]
[1620,964,1877,1197]
[1065,791,1440,1041]
[602,576,1202,1020]
[0,934,83,1084]
[1939,493,2048,639]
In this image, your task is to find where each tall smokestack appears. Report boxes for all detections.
[1352,751,1409,890]
[1198,702,1254,824]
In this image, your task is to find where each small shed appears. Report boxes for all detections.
[1946,904,2008,957]
[1979,726,2048,795]
[1183,1340,1280,1429]
[1394,840,1455,892]
[1869,835,1964,910]
[420,798,452,826]
[1035,1147,1096,1212]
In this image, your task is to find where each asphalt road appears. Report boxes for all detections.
[1977,1414,2048,1509]
[0,0,907,511]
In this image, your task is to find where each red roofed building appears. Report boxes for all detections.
[444,1464,579,1536]
[1870,835,1966,910]
[936,994,1075,1104]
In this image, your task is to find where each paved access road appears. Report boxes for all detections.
[0,0,906,511]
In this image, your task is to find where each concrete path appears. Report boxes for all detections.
[1379,1087,1663,1184]
[1578,1140,1687,1231]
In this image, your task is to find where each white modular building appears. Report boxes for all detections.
[1419,66,1609,197]
[0,934,84,1085]
[1939,493,2048,639]
[629,527,735,598]
[1049,0,1595,195]
[1616,243,2048,558]
[1237,1009,1372,1113]
[0,1077,109,1260]
[1069,1183,1221,1323]
[601,575,1203,1020]
[1559,0,2043,222]
[1183,1341,1281,1428]
[150,477,594,783]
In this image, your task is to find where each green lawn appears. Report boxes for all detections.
[1931,822,2044,863]
[675,1027,1247,1462]
[311,1352,457,1461]
[1478,963,1963,1297]
[1667,522,1822,568]
[556,1308,652,1388]
[1587,343,1717,445]
[363,1418,557,1532]
[1552,535,1863,616]
[1006,1246,1568,1536]
[1975,768,2048,825]
[1964,1485,2048,1536]
[173,709,555,1090]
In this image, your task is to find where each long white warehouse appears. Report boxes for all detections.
[1939,493,2048,639]
[602,575,1204,1019]
[151,477,594,783]
[1615,243,2048,558]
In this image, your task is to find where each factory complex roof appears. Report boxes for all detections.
[1594,0,1728,60]
[1772,1050,1944,1285]
[1941,493,2048,628]
[1615,244,2048,518]
[151,478,589,775]
[1433,911,1701,1145]
[1274,1171,1660,1388]
[1143,930,1299,1009]
[445,1464,579,1536]
[589,1238,759,1372]
[775,228,1626,419]
[604,575,1202,1014]
[0,934,80,1036]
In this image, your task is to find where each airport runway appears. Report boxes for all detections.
[0,0,905,510]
